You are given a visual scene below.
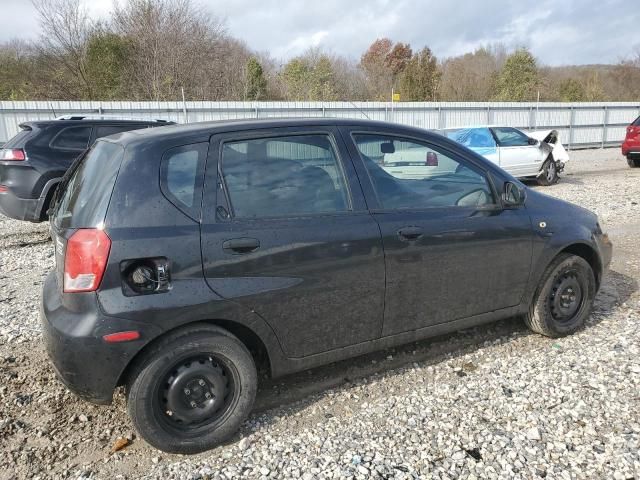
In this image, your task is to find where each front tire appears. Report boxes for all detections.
[537,156,559,186]
[126,325,257,454]
[627,156,640,168]
[525,253,596,337]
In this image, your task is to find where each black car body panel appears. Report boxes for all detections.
[0,119,174,222]
[41,118,612,405]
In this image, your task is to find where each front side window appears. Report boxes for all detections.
[491,127,531,147]
[51,126,92,151]
[353,134,494,210]
[220,134,350,218]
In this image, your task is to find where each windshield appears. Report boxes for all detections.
[53,141,124,229]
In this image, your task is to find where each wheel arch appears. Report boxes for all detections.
[117,319,274,389]
[558,242,602,289]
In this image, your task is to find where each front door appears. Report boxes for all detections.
[200,128,385,358]
[345,129,534,336]
[491,127,542,177]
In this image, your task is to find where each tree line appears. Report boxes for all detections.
[1,0,639,102]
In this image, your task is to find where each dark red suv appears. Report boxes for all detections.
[622,115,640,168]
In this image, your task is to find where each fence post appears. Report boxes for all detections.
[568,106,575,151]
[602,106,609,149]
[438,105,443,129]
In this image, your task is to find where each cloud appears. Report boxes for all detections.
[0,0,636,65]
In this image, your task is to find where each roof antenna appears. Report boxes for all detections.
[49,101,57,118]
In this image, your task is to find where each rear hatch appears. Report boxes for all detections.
[50,140,125,290]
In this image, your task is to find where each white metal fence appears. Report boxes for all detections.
[1,100,638,148]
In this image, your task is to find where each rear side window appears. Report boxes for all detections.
[51,126,92,151]
[95,125,146,138]
[220,134,350,218]
[160,143,207,219]
[53,141,124,229]
[633,116,640,127]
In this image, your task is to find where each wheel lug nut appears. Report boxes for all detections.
[190,401,197,408]
[184,388,191,395]
[199,379,206,387]
[205,392,211,399]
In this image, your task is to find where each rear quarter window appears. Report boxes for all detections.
[160,143,207,220]
[50,126,92,151]
[633,116,640,127]
[53,141,124,229]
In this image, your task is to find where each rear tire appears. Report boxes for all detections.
[126,325,257,454]
[537,156,559,186]
[627,156,640,168]
[525,253,595,337]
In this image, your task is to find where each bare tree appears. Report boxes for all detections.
[112,0,229,101]
[32,0,95,98]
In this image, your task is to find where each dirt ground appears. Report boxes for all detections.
[0,148,638,479]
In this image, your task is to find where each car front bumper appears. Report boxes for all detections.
[41,272,162,404]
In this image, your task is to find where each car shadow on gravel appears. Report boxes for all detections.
[252,269,637,417]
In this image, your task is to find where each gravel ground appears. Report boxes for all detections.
[0,148,639,480]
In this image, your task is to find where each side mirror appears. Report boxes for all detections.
[426,151,439,166]
[527,137,538,146]
[380,142,395,154]
[502,181,526,207]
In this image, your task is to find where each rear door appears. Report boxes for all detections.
[200,127,385,358]
[491,127,542,176]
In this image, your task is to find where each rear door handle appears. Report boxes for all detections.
[222,237,260,254]
[398,226,424,241]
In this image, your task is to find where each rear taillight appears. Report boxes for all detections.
[63,229,111,293]
[0,185,8,193]
[0,148,26,161]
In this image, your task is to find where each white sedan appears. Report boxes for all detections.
[441,126,569,186]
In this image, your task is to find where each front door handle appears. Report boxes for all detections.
[398,226,424,241]
[222,237,260,254]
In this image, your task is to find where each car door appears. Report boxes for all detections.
[491,127,543,177]
[200,127,386,358]
[342,127,534,336]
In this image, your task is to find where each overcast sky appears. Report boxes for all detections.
[2,0,637,65]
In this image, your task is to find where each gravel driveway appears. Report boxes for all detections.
[0,149,638,480]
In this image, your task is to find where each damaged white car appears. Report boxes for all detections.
[441,126,569,185]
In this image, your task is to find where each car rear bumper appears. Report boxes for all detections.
[622,140,640,157]
[0,189,40,221]
[41,272,162,405]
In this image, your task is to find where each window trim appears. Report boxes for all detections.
[49,125,93,152]
[217,131,355,221]
[349,130,500,213]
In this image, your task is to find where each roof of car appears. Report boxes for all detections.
[20,118,174,128]
[102,117,437,147]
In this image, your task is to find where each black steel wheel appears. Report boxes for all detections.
[525,253,596,337]
[126,325,257,454]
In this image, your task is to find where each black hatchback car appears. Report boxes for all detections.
[42,119,612,453]
[0,116,173,222]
